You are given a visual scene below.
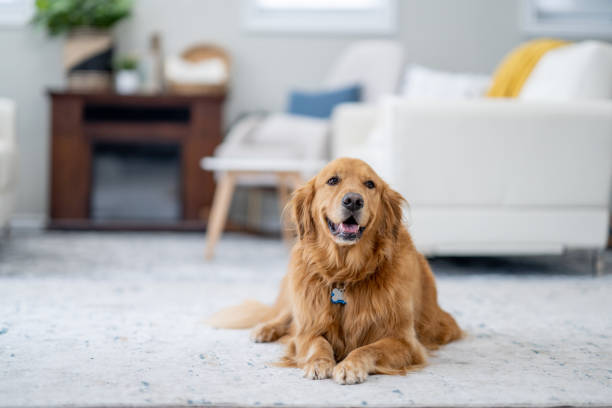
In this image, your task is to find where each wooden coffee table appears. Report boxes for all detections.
[200,157,326,259]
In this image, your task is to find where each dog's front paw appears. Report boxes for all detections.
[250,323,282,343]
[333,359,368,385]
[303,358,334,380]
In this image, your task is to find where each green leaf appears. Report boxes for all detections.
[32,0,133,36]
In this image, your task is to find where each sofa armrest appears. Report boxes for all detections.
[330,103,379,158]
[381,96,612,208]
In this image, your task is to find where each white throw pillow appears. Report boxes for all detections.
[215,113,328,160]
[248,113,328,145]
[520,41,612,101]
[248,113,329,160]
[401,64,490,99]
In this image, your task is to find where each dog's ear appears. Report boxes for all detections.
[289,178,316,240]
[379,185,405,240]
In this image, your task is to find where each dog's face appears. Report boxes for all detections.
[315,159,380,245]
[291,158,404,246]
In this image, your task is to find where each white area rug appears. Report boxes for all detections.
[0,232,611,407]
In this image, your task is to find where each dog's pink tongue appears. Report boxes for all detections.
[340,223,359,233]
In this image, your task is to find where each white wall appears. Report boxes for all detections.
[0,0,523,220]
[0,29,63,221]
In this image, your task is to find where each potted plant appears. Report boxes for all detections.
[33,0,133,91]
[114,55,140,94]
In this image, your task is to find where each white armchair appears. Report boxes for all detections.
[324,40,404,103]
[204,40,404,234]
[213,40,404,186]
[0,98,17,231]
[332,98,612,269]
[215,112,328,186]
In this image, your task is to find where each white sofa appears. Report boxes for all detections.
[0,98,17,231]
[332,98,612,265]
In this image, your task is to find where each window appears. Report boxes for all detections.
[243,0,397,34]
[0,0,33,26]
[522,0,612,38]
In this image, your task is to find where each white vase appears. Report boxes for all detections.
[115,70,140,94]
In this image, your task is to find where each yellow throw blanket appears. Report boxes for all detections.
[487,38,569,98]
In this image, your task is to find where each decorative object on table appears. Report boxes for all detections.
[141,32,164,94]
[165,44,230,95]
[32,0,133,91]
[113,55,140,94]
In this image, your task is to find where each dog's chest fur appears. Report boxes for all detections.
[294,272,407,361]
[331,282,405,359]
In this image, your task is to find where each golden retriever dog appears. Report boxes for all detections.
[209,157,462,384]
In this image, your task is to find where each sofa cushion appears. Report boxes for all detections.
[216,113,328,163]
[248,113,327,144]
[287,84,361,119]
[520,41,612,100]
[401,64,490,99]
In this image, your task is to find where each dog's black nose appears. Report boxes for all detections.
[342,193,364,211]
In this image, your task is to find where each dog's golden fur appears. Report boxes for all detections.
[208,158,462,384]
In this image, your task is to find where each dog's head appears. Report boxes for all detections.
[290,157,405,246]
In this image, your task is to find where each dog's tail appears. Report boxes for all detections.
[206,299,276,329]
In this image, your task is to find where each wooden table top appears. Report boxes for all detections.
[48,89,227,102]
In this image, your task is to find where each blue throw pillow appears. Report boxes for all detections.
[287,84,361,119]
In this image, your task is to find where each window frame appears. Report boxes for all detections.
[243,0,397,35]
[0,0,34,27]
[521,0,612,38]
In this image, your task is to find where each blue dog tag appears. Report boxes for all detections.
[331,287,346,305]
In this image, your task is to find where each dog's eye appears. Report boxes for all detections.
[327,176,339,186]
[364,180,375,189]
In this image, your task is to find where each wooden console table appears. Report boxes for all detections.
[48,90,225,230]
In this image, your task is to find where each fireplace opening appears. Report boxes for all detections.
[91,142,181,222]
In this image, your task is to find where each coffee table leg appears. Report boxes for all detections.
[205,172,237,260]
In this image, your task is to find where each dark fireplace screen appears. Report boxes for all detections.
[91,142,181,222]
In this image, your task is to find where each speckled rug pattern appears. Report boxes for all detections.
[0,232,611,407]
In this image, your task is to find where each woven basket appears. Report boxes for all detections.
[167,44,230,95]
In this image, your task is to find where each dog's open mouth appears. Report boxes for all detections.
[327,215,365,241]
